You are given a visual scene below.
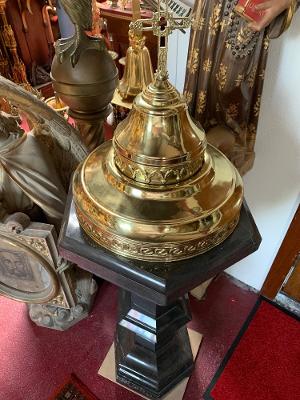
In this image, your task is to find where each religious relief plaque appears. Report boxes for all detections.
[0,215,98,330]
[0,245,48,293]
[0,221,60,304]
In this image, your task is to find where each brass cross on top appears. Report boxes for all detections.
[129,0,191,80]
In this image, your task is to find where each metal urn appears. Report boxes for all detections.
[72,2,244,262]
[51,0,118,151]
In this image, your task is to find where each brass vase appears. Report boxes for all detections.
[51,0,118,151]
[51,35,118,151]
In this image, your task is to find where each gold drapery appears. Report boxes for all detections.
[184,0,298,175]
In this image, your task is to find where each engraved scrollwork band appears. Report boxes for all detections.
[75,204,239,263]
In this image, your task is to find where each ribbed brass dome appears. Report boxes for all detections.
[73,74,243,262]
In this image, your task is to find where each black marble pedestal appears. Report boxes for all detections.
[59,195,261,399]
[116,290,193,398]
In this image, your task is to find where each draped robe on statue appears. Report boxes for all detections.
[184,0,298,174]
[0,128,66,228]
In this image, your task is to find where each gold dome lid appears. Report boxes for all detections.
[72,6,244,262]
[114,78,206,185]
[73,77,243,262]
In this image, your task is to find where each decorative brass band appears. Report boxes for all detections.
[114,152,204,185]
[75,204,240,263]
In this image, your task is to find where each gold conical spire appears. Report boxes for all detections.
[73,1,243,262]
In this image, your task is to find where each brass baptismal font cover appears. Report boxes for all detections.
[73,1,244,262]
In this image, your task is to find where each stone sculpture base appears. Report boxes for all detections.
[28,270,98,331]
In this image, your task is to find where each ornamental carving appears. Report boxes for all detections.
[75,204,239,263]
[114,153,203,185]
[17,236,52,261]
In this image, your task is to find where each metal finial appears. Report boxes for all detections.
[129,0,191,81]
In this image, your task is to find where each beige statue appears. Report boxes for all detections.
[0,113,66,228]
[0,76,87,228]
[0,76,98,331]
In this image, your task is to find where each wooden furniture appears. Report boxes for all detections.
[0,0,29,85]
[261,205,300,301]
[5,0,58,85]
[59,192,261,399]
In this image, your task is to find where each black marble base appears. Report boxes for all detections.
[59,200,261,306]
[58,193,261,399]
[115,290,193,399]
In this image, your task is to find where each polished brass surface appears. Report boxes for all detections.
[118,0,154,100]
[73,141,243,262]
[118,30,154,100]
[112,89,133,109]
[73,0,243,262]
[114,78,205,185]
[45,96,68,116]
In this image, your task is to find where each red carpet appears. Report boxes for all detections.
[49,374,99,399]
[0,275,259,400]
[205,298,300,400]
